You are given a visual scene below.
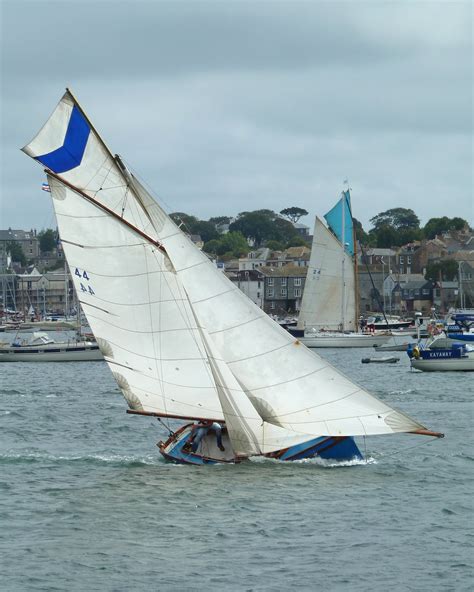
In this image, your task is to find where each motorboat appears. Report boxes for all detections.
[0,331,103,362]
[407,341,474,372]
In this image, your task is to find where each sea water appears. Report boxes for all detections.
[0,349,472,591]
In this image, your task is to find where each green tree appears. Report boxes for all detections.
[208,216,232,228]
[203,232,249,258]
[6,241,26,266]
[265,240,285,251]
[425,259,459,281]
[280,207,308,224]
[38,229,57,253]
[229,210,299,246]
[169,212,198,231]
[352,217,370,245]
[370,208,420,231]
[422,216,469,239]
[191,220,219,243]
[286,235,309,248]
[369,225,398,248]
[229,211,278,246]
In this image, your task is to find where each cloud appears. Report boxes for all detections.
[1,1,472,231]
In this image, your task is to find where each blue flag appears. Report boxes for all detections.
[324,190,354,255]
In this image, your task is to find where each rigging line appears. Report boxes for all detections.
[82,310,200,334]
[191,286,235,305]
[47,170,167,255]
[145,243,167,418]
[78,292,188,308]
[61,240,150,251]
[377,436,442,459]
[148,247,219,391]
[156,416,175,437]
[207,312,268,336]
[123,158,191,231]
[89,157,117,198]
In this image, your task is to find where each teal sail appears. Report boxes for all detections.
[324,190,354,255]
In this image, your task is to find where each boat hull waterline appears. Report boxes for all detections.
[158,424,362,465]
[300,333,391,348]
[0,343,103,362]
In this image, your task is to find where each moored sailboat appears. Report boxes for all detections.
[292,192,391,348]
[21,90,442,464]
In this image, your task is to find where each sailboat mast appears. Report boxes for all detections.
[341,192,346,331]
[64,260,68,318]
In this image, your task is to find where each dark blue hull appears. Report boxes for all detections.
[158,424,362,465]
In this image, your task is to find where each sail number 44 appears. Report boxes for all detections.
[75,268,95,295]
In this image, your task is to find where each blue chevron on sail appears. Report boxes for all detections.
[35,106,90,173]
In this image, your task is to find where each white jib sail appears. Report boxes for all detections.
[128,176,426,438]
[193,308,319,456]
[297,217,356,332]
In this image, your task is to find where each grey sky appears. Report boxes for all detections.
[1,0,472,233]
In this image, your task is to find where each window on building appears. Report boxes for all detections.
[267,289,274,297]
[399,256,404,264]
[414,289,420,295]
[294,288,301,297]
[407,256,412,264]
[406,266,411,274]
[257,292,261,298]
[280,288,287,297]
[281,278,287,286]
[258,281,261,288]
[270,301,275,310]
[268,278,274,286]
[422,289,430,295]
[294,278,302,286]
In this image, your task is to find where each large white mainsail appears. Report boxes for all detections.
[46,173,318,456]
[297,217,356,332]
[22,90,440,449]
[127,175,426,438]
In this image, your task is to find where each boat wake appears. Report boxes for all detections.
[250,455,377,468]
[0,451,160,467]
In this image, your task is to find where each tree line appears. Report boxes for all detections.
[5,208,470,266]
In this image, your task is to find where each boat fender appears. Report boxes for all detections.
[413,346,420,359]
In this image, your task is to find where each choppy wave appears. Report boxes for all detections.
[0,451,161,467]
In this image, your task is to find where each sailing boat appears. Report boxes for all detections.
[21,90,442,465]
[292,191,391,348]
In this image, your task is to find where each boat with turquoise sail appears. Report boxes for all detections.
[21,90,442,465]
[291,191,391,348]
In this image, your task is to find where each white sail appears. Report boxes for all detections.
[47,174,225,420]
[48,174,315,456]
[195,313,319,456]
[129,176,425,438]
[297,217,356,332]
[22,90,157,240]
[23,90,427,440]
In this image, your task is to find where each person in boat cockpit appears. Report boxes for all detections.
[185,419,225,453]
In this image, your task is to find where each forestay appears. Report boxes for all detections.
[297,217,356,332]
